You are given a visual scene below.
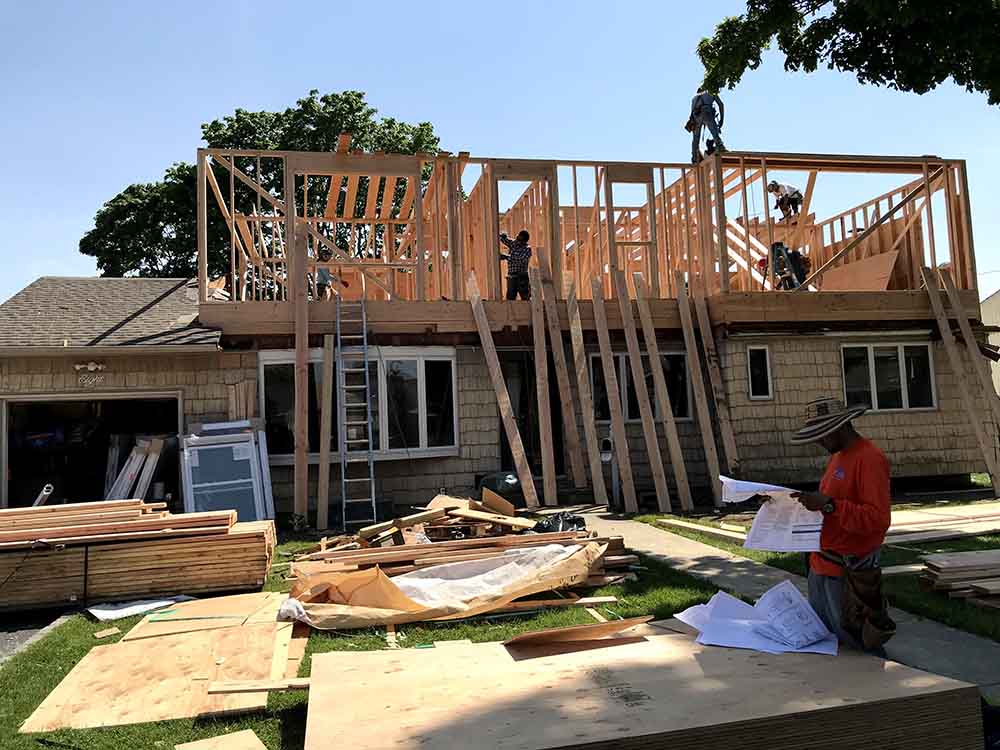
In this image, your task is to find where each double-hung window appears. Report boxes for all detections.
[589,353,690,422]
[259,347,458,462]
[841,343,935,411]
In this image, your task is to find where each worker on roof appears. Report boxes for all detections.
[686,89,725,163]
[788,397,896,654]
[768,181,803,222]
[500,230,532,300]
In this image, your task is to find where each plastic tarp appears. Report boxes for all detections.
[281,542,606,630]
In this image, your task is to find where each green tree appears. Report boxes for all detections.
[80,90,440,278]
[698,1,1000,104]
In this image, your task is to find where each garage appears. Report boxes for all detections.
[3,394,181,508]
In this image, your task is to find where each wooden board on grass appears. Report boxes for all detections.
[502,616,653,645]
[175,729,267,750]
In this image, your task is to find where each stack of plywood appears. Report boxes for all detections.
[303,632,983,750]
[292,530,633,583]
[0,500,276,611]
[920,549,1000,604]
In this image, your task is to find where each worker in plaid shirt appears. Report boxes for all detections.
[500,230,532,300]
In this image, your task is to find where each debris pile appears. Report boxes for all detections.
[0,500,276,610]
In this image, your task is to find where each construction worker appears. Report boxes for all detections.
[788,397,896,654]
[768,180,804,222]
[500,230,532,300]
[686,89,725,163]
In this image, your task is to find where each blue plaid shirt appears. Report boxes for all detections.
[500,235,532,276]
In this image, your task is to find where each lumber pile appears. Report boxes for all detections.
[919,549,1000,606]
[303,630,983,750]
[0,500,276,611]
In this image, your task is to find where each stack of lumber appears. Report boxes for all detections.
[920,549,1000,605]
[303,631,983,750]
[293,530,634,584]
[0,500,276,611]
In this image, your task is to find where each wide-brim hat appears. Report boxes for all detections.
[789,397,867,445]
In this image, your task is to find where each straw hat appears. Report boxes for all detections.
[789,397,867,445]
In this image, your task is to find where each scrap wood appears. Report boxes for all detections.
[426,494,486,512]
[175,729,267,750]
[93,627,120,639]
[207,678,311,695]
[502,615,652,645]
[481,487,516,517]
[446,508,537,529]
[358,508,447,540]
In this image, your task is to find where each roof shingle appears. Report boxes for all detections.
[0,277,221,350]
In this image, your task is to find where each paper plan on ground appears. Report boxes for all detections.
[676,584,837,656]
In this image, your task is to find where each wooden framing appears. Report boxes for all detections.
[921,267,998,488]
[467,272,539,507]
[566,285,609,506]
[528,268,557,506]
[316,335,334,530]
[612,271,672,512]
[676,271,723,506]
[590,277,638,513]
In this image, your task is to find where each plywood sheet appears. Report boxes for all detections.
[821,250,899,291]
[21,623,279,732]
[176,730,267,750]
[122,592,280,641]
[304,634,981,750]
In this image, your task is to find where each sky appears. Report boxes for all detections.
[1,0,998,304]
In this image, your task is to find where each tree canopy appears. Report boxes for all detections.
[698,1,1000,104]
[80,90,440,278]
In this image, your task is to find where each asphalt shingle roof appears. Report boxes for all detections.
[0,277,221,349]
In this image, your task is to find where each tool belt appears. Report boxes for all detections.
[817,549,896,650]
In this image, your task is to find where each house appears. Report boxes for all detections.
[0,145,994,523]
[979,287,1000,396]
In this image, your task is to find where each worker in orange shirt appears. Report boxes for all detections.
[788,397,896,653]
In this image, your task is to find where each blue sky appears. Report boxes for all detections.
[1,0,998,304]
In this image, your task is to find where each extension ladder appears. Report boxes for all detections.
[335,296,377,530]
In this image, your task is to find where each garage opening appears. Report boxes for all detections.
[5,396,180,508]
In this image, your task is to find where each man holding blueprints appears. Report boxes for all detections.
[787,397,895,653]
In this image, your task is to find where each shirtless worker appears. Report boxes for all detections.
[788,397,895,653]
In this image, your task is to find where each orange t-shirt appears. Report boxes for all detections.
[809,437,891,578]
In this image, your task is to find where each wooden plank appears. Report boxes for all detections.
[93,627,120,640]
[921,267,999,486]
[538,260,588,489]
[175,729,268,750]
[316,335,334,531]
[566,285,610,506]
[632,274,692,510]
[939,267,1000,428]
[481,488,517,517]
[358,509,447,540]
[820,251,899,291]
[503,616,654,645]
[466,272,539,507]
[691,278,739,476]
[590,277,638,513]
[529,268,557,505]
[447,508,537,529]
[676,271,723,506]
[612,271,672,512]
[658,517,747,541]
[207,678,311,695]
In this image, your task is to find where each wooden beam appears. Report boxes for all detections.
[692,277,740,476]
[197,151,208,303]
[633,274,693,510]
[529,268,557,506]
[566,285,610,506]
[590,277,638,513]
[676,271,722,506]
[466,272,539,507]
[612,271,672,512]
[939,268,1000,428]
[921,267,999,487]
[286,165,309,523]
[316,335,334,531]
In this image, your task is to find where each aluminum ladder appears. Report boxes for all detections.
[335,296,377,530]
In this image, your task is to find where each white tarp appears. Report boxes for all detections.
[87,595,195,622]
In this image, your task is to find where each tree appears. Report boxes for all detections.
[698,1,1000,104]
[80,90,440,278]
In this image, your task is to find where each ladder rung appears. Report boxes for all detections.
[346,439,369,445]
[344,420,369,426]
[344,477,373,483]
[339,318,364,323]
[342,385,368,390]
[344,403,368,409]
[339,334,364,340]
[342,367,367,373]
[345,455,370,463]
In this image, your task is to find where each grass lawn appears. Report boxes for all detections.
[0,540,717,750]
[637,514,1000,643]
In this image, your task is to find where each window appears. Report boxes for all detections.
[590,352,690,422]
[260,347,459,461]
[747,345,772,400]
[840,344,935,411]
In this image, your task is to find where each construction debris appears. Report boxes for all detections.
[920,549,1000,607]
[0,500,276,611]
[175,730,267,750]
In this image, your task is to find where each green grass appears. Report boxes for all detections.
[0,542,717,750]
[638,514,1000,643]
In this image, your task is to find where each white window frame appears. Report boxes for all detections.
[839,342,937,412]
[746,345,773,401]
[258,346,459,464]
[588,351,693,424]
